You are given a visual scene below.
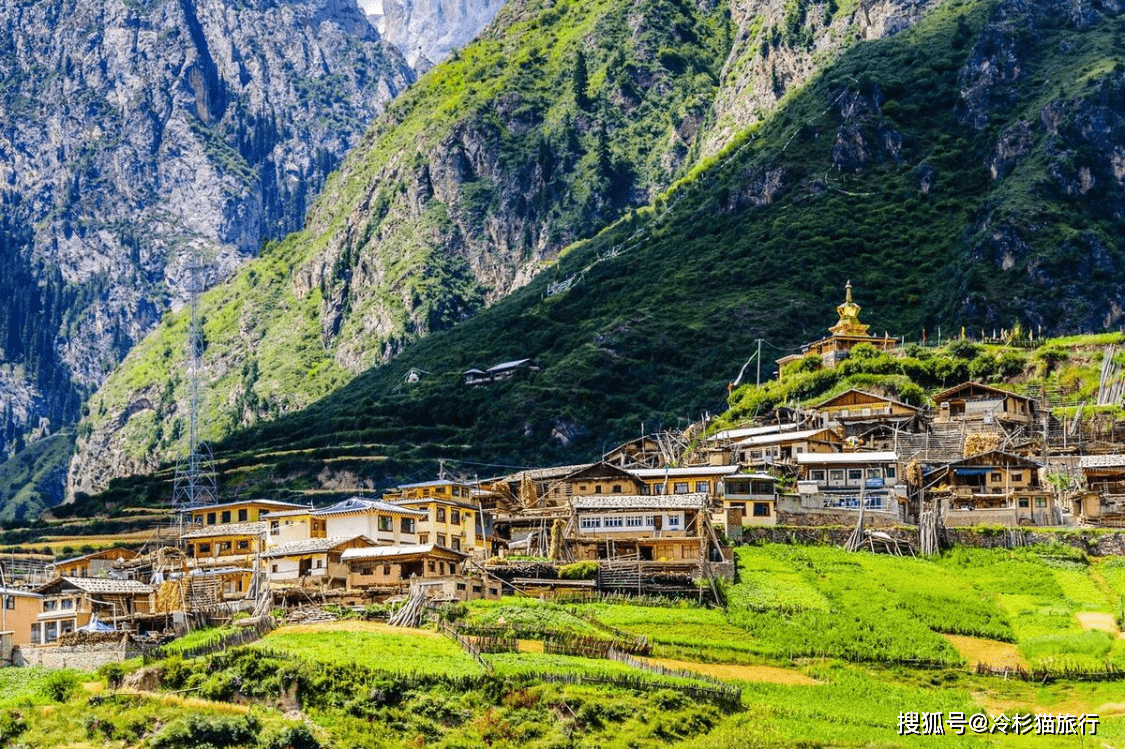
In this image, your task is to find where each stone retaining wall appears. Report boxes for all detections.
[14,636,140,670]
[742,525,1125,556]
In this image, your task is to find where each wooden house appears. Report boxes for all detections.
[340,544,469,592]
[0,586,44,647]
[50,547,139,579]
[775,282,898,371]
[32,577,154,643]
[314,497,424,545]
[264,508,327,547]
[603,434,685,470]
[184,499,309,527]
[809,389,923,434]
[722,473,779,525]
[629,465,739,502]
[932,382,1035,427]
[183,522,267,565]
[735,427,843,466]
[565,493,710,562]
[541,462,646,504]
[1075,455,1125,522]
[262,536,375,587]
[928,450,1056,525]
[795,451,902,511]
[390,481,480,553]
[464,359,538,386]
[703,423,799,466]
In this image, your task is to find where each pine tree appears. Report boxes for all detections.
[572,49,591,110]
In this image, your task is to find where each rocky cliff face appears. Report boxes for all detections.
[0,0,411,509]
[362,0,506,73]
[700,0,938,158]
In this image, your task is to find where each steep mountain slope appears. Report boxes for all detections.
[71,0,1125,502]
[363,0,507,73]
[0,0,412,512]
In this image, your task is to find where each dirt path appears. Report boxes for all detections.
[943,634,1025,670]
[639,656,819,685]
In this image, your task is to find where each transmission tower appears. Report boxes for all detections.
[173,252,218,515]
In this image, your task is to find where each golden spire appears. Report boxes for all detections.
[829,280,870,337]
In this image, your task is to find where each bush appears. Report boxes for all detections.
[98,662,126,689]
[261,724,322,749]
[42,670,79,703]
[149,714,261,749]
[559,561,599,580]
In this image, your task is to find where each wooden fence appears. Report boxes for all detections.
[439,622,494,672]
[975,660,1125,683]
[142,618,274,664]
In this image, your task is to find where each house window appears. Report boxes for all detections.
[238,540,249,550]
[61,620,74,635]
[1036,497,1047,508]
[30,624,40,644]
[271,564,279,574]
[1018,498,1029,508]
[61,598,73,610]
[428,561,436,573]
[750,450,763,459]
[207,512,216,524]
[695,481,710,493]
[653,484,665,495]
[625,516,644,527]
[612,484,623,494]
[604,517,624,529]
[451,510,461,525]
[674,482,689,494]
[830,470,844,483]
[753,503,771,517]
[401,518,416,533]
[436,508,446,522]
[315,559,323,568]
[198,543,211,555]
[810,470,826,481]
[238,509,248,522]
[45,622,58,643]
[580,517,602,530]
[419,534,429,544]
[452,538,461,551]
[221,511,231,523]
[1012,473,1023,482]
[379,516,393,532]
[270,521,280,534]
[991,473,1002,482]
[384,564,392,575]
[666,515,681,528]
[867,468,881,479]
[194,514,204,524]
[3,596,12,610]
[43,599,57,611]
[847,469,863,482]
[643,515,655,526]
[885,466,896,479]
[437,534,447,547]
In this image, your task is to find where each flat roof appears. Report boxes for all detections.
[796,451,899,465]
[179,499,309,515]
[630,466,740,479]
[262,536,374,559]
[707,423,798,442]
[182,521,267,539]
[736,428,838,447]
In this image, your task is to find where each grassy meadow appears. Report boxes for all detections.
[8,543,1125,747]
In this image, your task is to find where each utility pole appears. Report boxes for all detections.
[755,339,763,387]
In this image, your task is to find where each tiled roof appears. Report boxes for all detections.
[59,577,153,594]
[182,522,267,540]
[262,536,374,558]
[340,543,467,561]
[570,493,709,511]
[314,497,426,517]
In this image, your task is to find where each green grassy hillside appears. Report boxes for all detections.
[69,0,1125,504]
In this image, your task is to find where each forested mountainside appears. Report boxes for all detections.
[64,0,1125,506]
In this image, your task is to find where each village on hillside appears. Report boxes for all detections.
[3,283,1125,669]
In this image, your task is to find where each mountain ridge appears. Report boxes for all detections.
[62,0,1125,504]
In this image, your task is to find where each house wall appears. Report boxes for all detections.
[15,638,137,669]
[324,515,418,545]
[407,502,478,551]
[267,516,325,546]
[187,534,261,560]
[0,596,42,646]
[575,512,688,535]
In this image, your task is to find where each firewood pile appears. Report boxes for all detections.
[283,606,341,625]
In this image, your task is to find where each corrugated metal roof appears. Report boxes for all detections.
[630,466,740,479]
[261,536,374,559]
[340,543,467,560]
[796,451,899,465]
[314,497,426,517]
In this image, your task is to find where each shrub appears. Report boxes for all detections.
[42,670,79,703]
[149,714,261,749]
[98,662,126,689]
[261,724,322,749]
[559,561,599,580]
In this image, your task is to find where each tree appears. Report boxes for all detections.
[572,49,591,110]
